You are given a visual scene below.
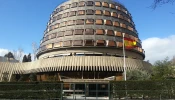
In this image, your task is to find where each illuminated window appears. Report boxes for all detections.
[86,9,94,15]
[65,30,74,36]
[120,23,126,28]
[71,2,77,8]
[104,20,112,26]
[85,29,94,35]
[96,29,104,35]
[116,31,122,37]
[110,4,115,9]
[57,31,64,37]
[107,30,114,36]
[75,29,84,35]
[113,21,119,27]
[78,10,85,15]
[74,40,83,46]
[86,1,94,6]
[86,19,94,24]
[79,1,85,7]
[111,12,118,18]
[67,20,75,26]
[46,44,53,49]
[108,40,116,47]
[103,10,110,16]
[95,1,101,6]
[54,42,63,48]
[95,19,103,25]
[85,40,94,46]
[64,41,72,47]
[76,19,84,25]
[69,11,76,16]
[95,10,102,15]
[96,40,105,46]
[102,2,109,7]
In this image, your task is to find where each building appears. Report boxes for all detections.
[0,0,151,98]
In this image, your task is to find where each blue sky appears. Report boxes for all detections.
[0,0,175,63]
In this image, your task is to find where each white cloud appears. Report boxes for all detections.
[0,48,9,56]
[142,35,175,64]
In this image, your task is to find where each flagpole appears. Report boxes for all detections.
[122,33,127,81]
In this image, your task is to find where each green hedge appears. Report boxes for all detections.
[110,80,175,99]
[0,82,63,99]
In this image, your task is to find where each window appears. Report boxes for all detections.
[64,41,72,47]
[57,31,64,37]
[111,12,118,18]
[96,29,104,35]
[116,6,121,10]
[60,21,67,27]
[118,14,123,19]
[86,9,94,15]
[95,1,101,7]
[117,42,123,47]
[113,21,119,27]
[86,19,94,24]
[120,23,126,28]
[103,10,110,16]
[78,10,85,15]
[107,30,114,36]
[79,1,85,7]
[124,33,129,38]
[51,33,56,39]
[69,11,76,16]
[96,40,105,46]
[41,45,46,51]
[75,29,84,35]
[95,10,102,15]
[65,30,74,36]
[128,26,133,31]
[57,14,62,20]
[52,16,57,22]
[54,23,60,29]
[116,31,122,37]
[67,20,75,26]
[86,1,94,6]
[110,4,115,9]
[71,2,77,8]
[85,29,94,35]
[76,19,84,25]
[104,20,112,26]
[62,12,69,18]
[45,35,49,41]
[50,25,55,30]
[74,40,83,46]
[54,42,63,48]
[46,44,53,49]
[65,4,70,9]
[102,2,109,7]
[59,6,65,11]
[108,41,116,47]
[95,19,103,25]
[85,40,94,46]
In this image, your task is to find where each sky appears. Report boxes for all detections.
[0,0,175,64]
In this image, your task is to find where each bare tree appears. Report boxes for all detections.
[32,42,38,61]
[152,0,175,9]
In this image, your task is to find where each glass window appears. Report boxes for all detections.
[95,19,103,25]
[85,40,94,46]
[67,20,75,26]
[79,1,85,7]
[41,45,46,51]
[85,29,94,35]
[110,4,115,9]
[57,31,64,37]
[64,41,72,47]
[78,10,85,15]
[111,12,118,18]
[86,19,94,24]
[45,35,49,41]
[95,1,101,7]
[117,42,123,47]
[103,10,110,16]
[96,40,105,46]
[76,19,84,25]
[86,1,94,6]
[128,26,133,31]
[105,20,112,26]
[120,23,126,28]
[95,10,102,15]
[57,14,62,20]
[86,9,94,15]
[116,6,121,10]
[59,6,65,11]
[118,14,123,19]
[54,23,60,29]
[51,33,56,39]
[102,2,109,7]
[65,4,70,9]
[60,21,67,27]
[46,44,53,49]
[62,12,69,18]
[69,11,76,16]
[54,42,63,48]
[96,29,104,35]
[124,33,129,38]
[65,30,74,36]
[116,31,122,37]
[108,40,116,47]
[107,30,114,36]
[53,16,57,22]
[74,40,83,46]
[75,29,84,35]
[71,2,77,8]
[113,21,119,27]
